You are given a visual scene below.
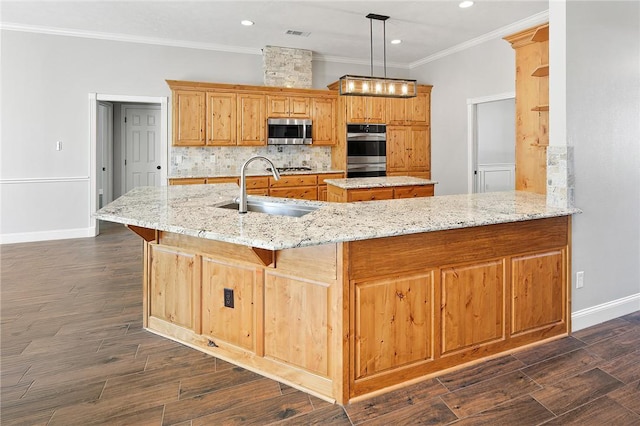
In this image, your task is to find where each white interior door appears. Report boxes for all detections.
[467,95,516,193]
[124,106,161,192]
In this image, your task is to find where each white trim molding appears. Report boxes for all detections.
[0,176,89,184]
[410,10,549,68]
[572,293,640,332]
[0,227,96,245]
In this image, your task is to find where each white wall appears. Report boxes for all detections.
[567,1,640,322]
[410,37,516,195]
[0,30,391,242]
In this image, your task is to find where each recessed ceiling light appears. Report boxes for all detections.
[391,39,402,45]
[459,1,474,8]
[241,20,254,26]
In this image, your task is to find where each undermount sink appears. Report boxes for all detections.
[219,199,318,218]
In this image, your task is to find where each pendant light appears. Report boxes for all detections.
[338,13,417,98]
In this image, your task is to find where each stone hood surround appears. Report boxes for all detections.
[95,184,581,250]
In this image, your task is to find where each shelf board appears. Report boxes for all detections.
[531,64,549,77]
[531,105,549,112]
[531,24,549,42]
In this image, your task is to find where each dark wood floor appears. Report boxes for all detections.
[2,222,639,425]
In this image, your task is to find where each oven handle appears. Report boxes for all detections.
[347,134,386,142]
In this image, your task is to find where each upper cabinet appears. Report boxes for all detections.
[173,90,205,146]
[386,87,431,125]
[206,92,236,146]
[311,97,336,146]
[504,23,549,195]
[267,95,310,118]
[237,94,266,146]
[167,81,338,147]
[344,96,386,123]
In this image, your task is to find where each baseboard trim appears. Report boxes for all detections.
[572,293,640,332]
[0,226,97,244]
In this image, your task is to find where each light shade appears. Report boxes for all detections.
[338,75,417,98]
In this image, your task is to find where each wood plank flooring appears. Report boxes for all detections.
[2,222,639,425]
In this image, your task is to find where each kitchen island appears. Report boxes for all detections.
[96,184,579,404]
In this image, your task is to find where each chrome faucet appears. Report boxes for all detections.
[238,156,280,213]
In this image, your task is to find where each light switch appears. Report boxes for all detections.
[56,141,62,151]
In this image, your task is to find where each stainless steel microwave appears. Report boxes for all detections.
[267,118,312,145]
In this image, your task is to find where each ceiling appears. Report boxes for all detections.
[0,1,549,67]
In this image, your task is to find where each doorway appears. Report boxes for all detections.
[89,94,168,236]
[467,93,516,193]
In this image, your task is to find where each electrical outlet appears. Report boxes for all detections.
[223,288,234,308]
[576,271,584,289]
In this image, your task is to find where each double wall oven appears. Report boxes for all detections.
[346,124,387,178]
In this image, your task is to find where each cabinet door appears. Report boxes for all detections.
[237,94,266,146]
[408,92,430,125]
[289,96,310,117]
[386,97,407,124]
[173,90,205,146]
[440,260,505,354]
[148,244,201,332]
[511,249,565,335]
[386,126,408,172]
[354,272,434,379]
[311,98,336,145]
[393,185,434,198]
[206,92,236,146]
[266,95,289,118]
[201,258,259,351]
[368,97,386,123]
[408,125,430,172]
[346,97,368,123]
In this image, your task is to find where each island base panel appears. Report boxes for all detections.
[139,216,570,404]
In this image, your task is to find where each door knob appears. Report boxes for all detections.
[157,166,161,170]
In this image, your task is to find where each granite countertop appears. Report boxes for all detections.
[95,184,581,251]
[170,168,345,179]
[325,176,438,189]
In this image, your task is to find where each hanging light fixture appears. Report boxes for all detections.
[338,13,417,98]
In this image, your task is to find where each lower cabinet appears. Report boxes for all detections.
[511,250,565,335]
[148,244,201,332]
[353,272,434,379]
[440,260,505,354]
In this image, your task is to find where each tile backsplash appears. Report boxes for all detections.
[171,146,333,177]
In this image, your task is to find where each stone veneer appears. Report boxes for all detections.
[171,146,332,176]
[263,45,312,88]
[547,145,575,208]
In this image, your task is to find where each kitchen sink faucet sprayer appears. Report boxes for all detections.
[238,156,280,214]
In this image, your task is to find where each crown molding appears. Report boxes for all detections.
[2,10,549,69]
[409,10,549,69]
[0,22,262,56]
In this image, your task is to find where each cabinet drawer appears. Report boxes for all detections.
[207,177,238,185]
[317,173,345,184]
[246,188,269,196]
[270,186,318,200]
[269,175,317,187]
[347,188,394,202]
[394,185,434,198]
[245,176,269,189]
[169,178,207,185]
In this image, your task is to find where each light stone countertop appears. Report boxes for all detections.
[170,168,345,179]
[95,184,581,250]
[325,176,438,189]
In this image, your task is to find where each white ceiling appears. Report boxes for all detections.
[0,1,549,67]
